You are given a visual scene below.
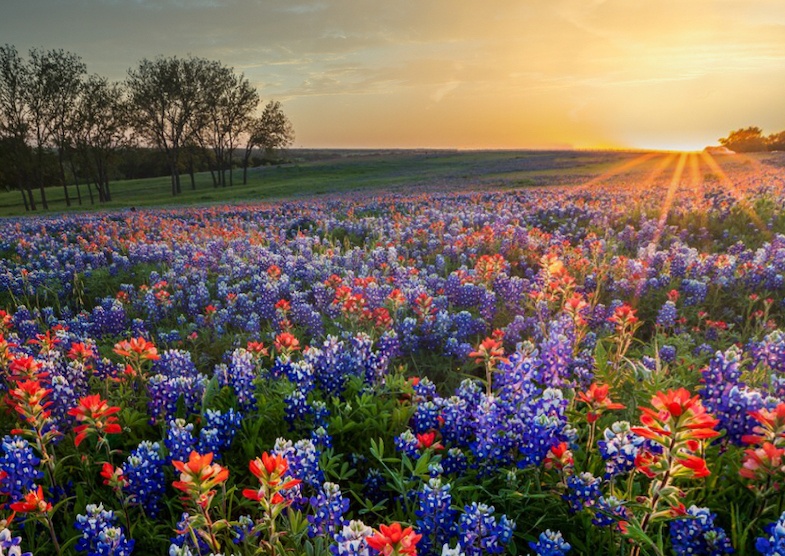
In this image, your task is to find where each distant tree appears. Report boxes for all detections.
[195,61,259,188]
[23,48,87,209]
[0,44,35,210]
[73,75,127,203]
[46,50,86,207]
[126,56,209,196]
[241,100,294,185]
[766,131,785,151]
[719,126,767,153]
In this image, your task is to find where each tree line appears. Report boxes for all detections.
[0,45,294,211]
[718,126,785,153]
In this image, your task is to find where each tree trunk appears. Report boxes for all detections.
[86,179,95,205]
[26,184,36,211]
[188,155,196,190]
[58,148,71,207]
[36,147,49,210]
[19,184,29,212]
[68,157,82,205]
[103,175,112,202]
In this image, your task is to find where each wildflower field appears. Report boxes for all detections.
[3,150,785,555]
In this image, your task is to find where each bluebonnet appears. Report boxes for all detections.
[0,435,42,503]
[659,344,677,364]
[700,347,766,445]
[197,409,242,459]
[598,421,648,477]
[308,482,350,537]
[458,503,515,556]
[74,503,135,556]
[331,520,373,556]
[122,441,166,517]
[757,510,785,555]
[395,430,420,459]
[670,506,733,555]
[0,526,30,556]
[441,448,468,476]
[214,348,258,412]
[363,468,386,503]
[563,472,601,513]
[231,515,256,546]
[416,478,457,556]
[656,300,678,328]
[592,496,630,529]
[165,419,196,465]
[147,354,206,425]
[528,530,571,556]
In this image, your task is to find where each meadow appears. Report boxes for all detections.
[1,149,785,555]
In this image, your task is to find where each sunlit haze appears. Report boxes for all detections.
[3,0,785,150]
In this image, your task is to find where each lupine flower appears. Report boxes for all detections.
[67,394,121,447]
[332,520,374,556]
[459,503,514,556]
[528,530,571,556]
[757,510,785,554]
[308,481,350,538]
[669,505,733,556]
[366,522,422,556]
[75,503,135,556]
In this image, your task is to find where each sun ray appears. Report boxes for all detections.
[648,152,687,251]
[699,150,769,238]
[567,152,661,193]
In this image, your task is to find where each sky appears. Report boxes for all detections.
[2,0,785,150]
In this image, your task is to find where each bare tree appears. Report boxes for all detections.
[0,44,35,210]
[73,75,127,203]
[24,48,85,209]
[194,61,258,188]
[126,56,208,196]
[242,100,294,185]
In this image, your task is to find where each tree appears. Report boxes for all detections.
[195,61,258,188]
[126,56,209,196]
[24,48,86,209]
[73,75,127,203]
[766,131,785,152]
[718,126,767,153]
[241,100,294,185]
[0,44,35,210]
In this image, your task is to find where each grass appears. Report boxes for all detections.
[0,149,648,217]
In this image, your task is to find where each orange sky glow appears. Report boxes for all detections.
[3,0,785,150]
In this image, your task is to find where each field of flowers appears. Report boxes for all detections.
[2,151,785,555]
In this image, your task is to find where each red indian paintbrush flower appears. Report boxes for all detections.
[10,486,51,514]
[631,388,720,445]
[243,452,301,508]
[172,451,229,510]
[740,442,785,482]
[8,380,53,429]
[67,394,121,447]
[743,403,785,446]
[468,337,505,366]
[274,332,300,356]
[577,383,625,423]
[113,337,160,361]
[366,522,422,556]
[543,442,574,471]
